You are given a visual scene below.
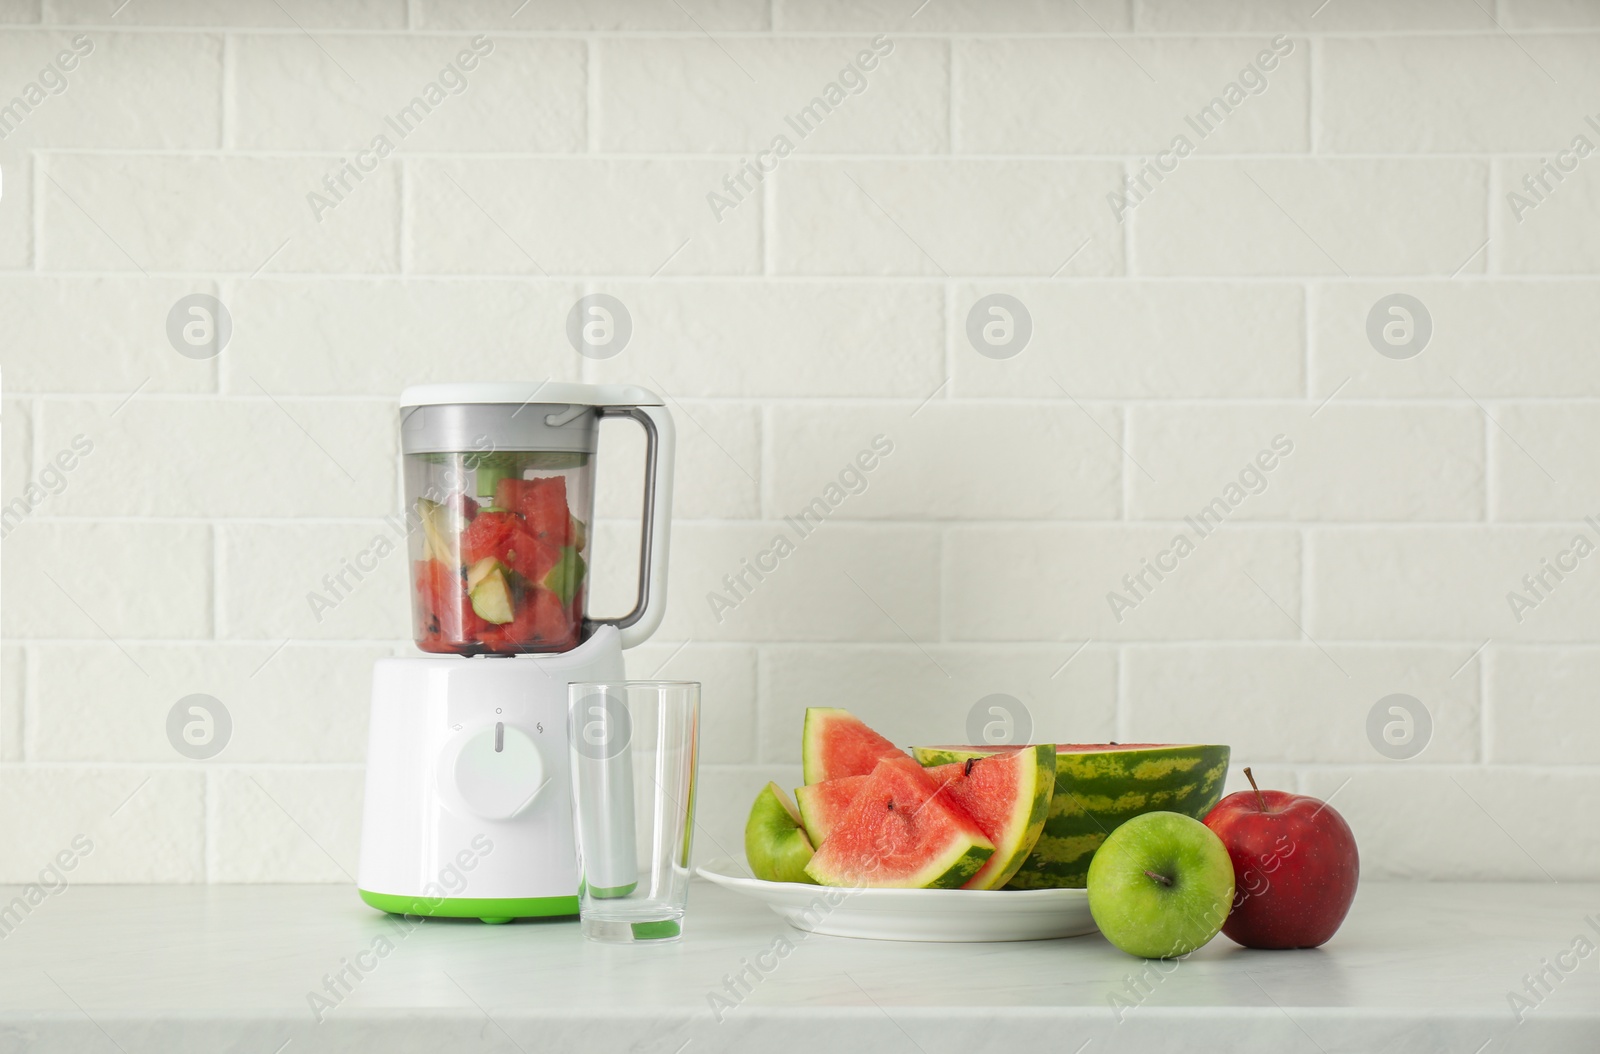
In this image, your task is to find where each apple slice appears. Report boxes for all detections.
[466,559,514,625]
[745,782,817,884]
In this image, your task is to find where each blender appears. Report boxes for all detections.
[356,382,674,922]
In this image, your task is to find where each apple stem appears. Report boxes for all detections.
[1244,767,1268,813]
[1142,869,1173,887]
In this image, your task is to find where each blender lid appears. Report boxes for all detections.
[400,382,664,409]
[398,382,666,455]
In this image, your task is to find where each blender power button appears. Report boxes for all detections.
[444,723,545,821]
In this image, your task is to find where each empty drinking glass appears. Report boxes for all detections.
[567,681,700,943]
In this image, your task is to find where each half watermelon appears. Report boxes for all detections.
[803,757,994,889]
[922,744,1055,890]
[911,743,1230,889]
[801,707,905,785]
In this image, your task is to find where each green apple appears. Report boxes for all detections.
[466,558,514,624]
[744,782,818,884]
[1087,811,1234,959]
[541,546,587,606]
[416,497,456,563]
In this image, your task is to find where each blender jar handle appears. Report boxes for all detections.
[588,403,675,649]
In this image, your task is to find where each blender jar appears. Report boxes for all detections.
[399,385,673,656]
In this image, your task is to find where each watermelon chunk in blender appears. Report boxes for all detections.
[494,476,576,547]
[414,557,491,654]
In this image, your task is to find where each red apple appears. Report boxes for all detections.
[1202,768,1359,949]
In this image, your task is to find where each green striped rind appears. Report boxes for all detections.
[925,843,994,890]
[910,744,1230,890]
[995,743,1057,888]
[805,835,993,890]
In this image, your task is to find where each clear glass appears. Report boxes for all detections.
[568,681,701,944]
[404,450,594,655]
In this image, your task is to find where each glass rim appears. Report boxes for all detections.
[568,680,701,690]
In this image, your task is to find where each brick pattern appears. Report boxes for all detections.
[2,0,1598,883]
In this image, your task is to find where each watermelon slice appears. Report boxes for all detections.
[793,774,868,847]
[922,744,1054,890]
[801,708,906,785]
[803,757,993,889]
[912,743,1230,889]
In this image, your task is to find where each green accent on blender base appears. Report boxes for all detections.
[585,880,639,900]
[358,889,579,921]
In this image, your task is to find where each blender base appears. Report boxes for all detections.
[356,889,579,923]
[356,627,626,924]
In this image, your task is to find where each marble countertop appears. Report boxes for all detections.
[0,880,1594,1052]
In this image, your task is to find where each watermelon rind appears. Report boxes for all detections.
[805,833,991,890]
[911,743,1231,890]
[923,743,1055,890]
[801,707,847,785]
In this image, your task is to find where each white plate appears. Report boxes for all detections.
[695,858,1098,943]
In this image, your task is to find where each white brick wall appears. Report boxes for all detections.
[2,0,1597,883]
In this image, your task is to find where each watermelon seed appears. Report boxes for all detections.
[886,800,895,811]
[963,758,976,777]
[1142,869,1174,888]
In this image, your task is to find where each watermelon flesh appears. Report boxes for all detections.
[911,743,1231,890]
[803,757,994,889]
[801,707,906,785]
[496,476,577,547]
[414,558,489,652]
[922,744,1054,890]
[794,774,868,847]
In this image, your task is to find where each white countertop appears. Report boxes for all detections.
[0,880,1594,1052]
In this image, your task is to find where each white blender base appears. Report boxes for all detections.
[356,627,624,922]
